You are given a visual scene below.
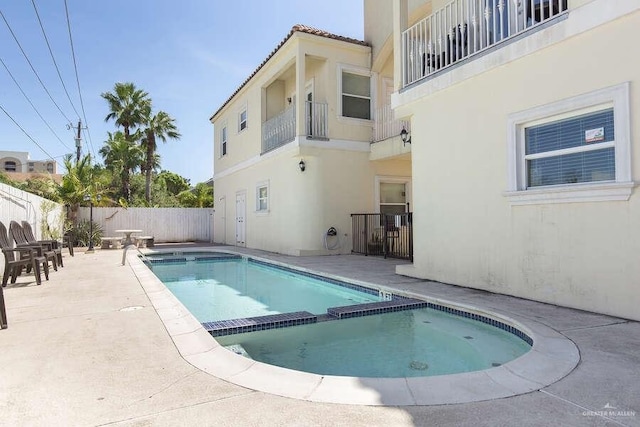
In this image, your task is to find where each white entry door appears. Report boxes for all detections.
[235,192,246,246]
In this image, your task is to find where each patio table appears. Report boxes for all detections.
[115,229,142,247]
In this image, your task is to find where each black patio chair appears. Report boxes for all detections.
[0,222,49,287]
[9,221,58,271]
[0,221,50,329]
[21,221,64,267]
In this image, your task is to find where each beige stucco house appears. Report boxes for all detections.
[212,0,639,321]
[211,25,412,256]
[366,0,639,321]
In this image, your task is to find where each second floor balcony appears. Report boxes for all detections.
[402,0,568,87]
[374,104,411,142]
[261,101,328,153]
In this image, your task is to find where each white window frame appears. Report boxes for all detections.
[375,176,412,213]
[337,64,373,122]
[505,82,633,205]
[238,105,248,133]
[220,123,228,157]
[255,180,269,213]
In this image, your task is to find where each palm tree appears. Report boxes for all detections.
[101,82,150,140]
[100,132,143,202]
[141,105,181,202]
[59,154,100,223]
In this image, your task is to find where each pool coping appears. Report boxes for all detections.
[127,248,580,406]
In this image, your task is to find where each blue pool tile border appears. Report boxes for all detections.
[147,257,187,264]
[327,299,428,319]
[144,254,241,264]
[203,311,317,337]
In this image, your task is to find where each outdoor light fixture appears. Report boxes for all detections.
[298,159,306,172]
[400,128,412,146]
[287,97,292,104]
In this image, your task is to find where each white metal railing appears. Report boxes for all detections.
[374,104,411,142]
[262,105,296,153]
[402,0,568,86]
[305,101,328,139]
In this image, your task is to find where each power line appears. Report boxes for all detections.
[31,0,81,119]
[0,9,74,125]
[64,0,96,161]
[0,56,73,152]
[0,102,59,163]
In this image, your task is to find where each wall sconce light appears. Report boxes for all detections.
[298,159,306,172]
[400,128,411,146]
[287,97,292,104]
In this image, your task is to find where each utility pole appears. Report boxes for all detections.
[75,120,82,162]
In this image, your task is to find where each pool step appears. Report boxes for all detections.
[203,311,317,337]
[327,298,428,319]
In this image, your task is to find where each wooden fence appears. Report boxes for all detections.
[77,207,213,243]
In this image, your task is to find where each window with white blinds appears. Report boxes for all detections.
[505,83,632,205]
[525,108,615,188]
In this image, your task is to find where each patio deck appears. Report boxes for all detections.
[0,244,637,426]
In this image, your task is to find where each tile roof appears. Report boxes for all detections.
[209,24,370,121]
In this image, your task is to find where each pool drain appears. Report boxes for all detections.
[409,360,429,371]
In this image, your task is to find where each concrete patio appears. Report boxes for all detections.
[0,244,638,426]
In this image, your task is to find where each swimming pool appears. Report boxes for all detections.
[146,252,532,378]
[132,249,579,405]
[149,257,382,322]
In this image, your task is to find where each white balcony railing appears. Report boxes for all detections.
[402,0,568,87]
[305,101,328,139]
[374,104,411,142]
[262,105,296,153]
[262,102,330,153]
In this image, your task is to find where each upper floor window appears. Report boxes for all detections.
[506,83,632,205]
[46,163,54,173]
[221,126,228,156]
[341,70,371,120]
[4,161,16,172]
[239,108,247,132]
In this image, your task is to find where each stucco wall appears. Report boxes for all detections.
[213,34,372,177]
[396,7,640,320]
[214,143,387,255]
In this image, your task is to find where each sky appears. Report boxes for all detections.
[0,1,364,185]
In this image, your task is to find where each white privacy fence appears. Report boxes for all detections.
[0,182,64,241]
[77,207,213,243]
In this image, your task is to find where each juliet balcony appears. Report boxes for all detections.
[261,101,329,153]
[402,0,568,87]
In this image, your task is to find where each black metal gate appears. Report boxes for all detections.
[351,213,413,261]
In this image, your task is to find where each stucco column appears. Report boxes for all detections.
[295,48,306,137]
[393,0,408,92]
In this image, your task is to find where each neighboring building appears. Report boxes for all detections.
[362,0,638,320]
[0,151,59,181]
[211,25,412,256]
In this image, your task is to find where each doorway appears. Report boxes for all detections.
[235,192,246,247]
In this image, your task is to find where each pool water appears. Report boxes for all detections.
[150,258,381,322]
[216,308,531,377]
